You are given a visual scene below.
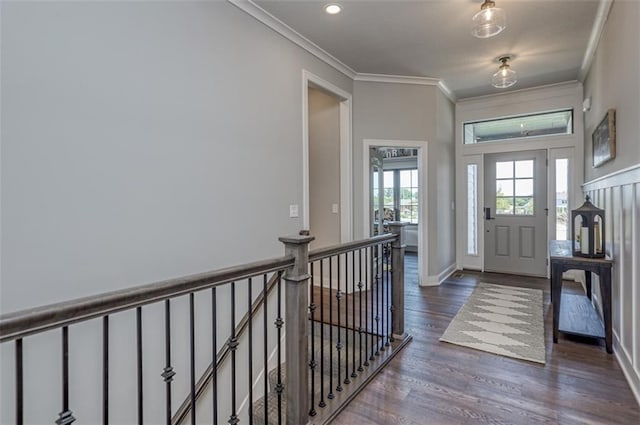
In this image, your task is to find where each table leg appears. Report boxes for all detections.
[551,262,563,344]
[585,270,592,300]
[600,267,613,354]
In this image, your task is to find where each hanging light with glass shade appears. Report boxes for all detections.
[472,0,506,38]
[492,56,517,88]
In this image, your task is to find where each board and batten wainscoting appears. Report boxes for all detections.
[582,164,640,405]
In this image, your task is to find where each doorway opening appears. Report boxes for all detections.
[302,70,352,247]
[363,139,428,286]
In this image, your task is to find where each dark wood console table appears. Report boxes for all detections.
[549,240,613,353]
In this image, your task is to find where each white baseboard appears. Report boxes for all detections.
[614,334,640,407]
[420,262,456,286]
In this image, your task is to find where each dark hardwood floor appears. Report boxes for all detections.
[333,253,640,424]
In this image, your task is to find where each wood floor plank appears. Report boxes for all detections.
[332,255,640,424]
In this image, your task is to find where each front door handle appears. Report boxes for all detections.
[484,207,495,220]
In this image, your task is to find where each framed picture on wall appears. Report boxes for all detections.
[592,109,616,167]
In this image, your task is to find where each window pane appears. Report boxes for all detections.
[496,197,513,215]
[496,161,513,178]
[400,170,412,187]
[467,164,478,255]
[555,158,569,240]
[410,205,418,224]
[515,178,533,196]
[496,179,514,196]
[399,188,411,205]
[384,188,393,205]
[515,197,534,215]
[411,169,418,187]
[372,171,379,189]
[463,109,573,144]
[383,171,394,188]
[515,160,534,178]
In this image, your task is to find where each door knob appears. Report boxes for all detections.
[484,207,495,220]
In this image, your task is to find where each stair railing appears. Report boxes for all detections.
[0,254,294,425]
[0,224,408,425]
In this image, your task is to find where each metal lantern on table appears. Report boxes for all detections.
[571,195,605,258]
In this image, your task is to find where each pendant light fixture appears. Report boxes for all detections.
[472,0,506,38]
[492,56,517,88]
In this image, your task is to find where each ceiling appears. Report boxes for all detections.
[252,0,602,99]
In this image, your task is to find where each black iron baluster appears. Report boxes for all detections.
[162,300,175,425]
[309,263,317,416]
[248,278,253,425]
[336,254,342,392]
[375,244,381,356]
[137,307,143,425]
[351,250,357,379]
[189,294,196,425]
[329,255,334,381]
[229,282,239,425]
[343,252,350,386]
[262,275,268,424]
[386,243,392,346]
[380,244,386,352]
[357,249,364,372]
[364,247,370,367]
[212,288,218,425]
[16,338,23,425]
[56,326,75,425]
[318,259,326,409]
[275,272,284,425]
[103,316,109,425]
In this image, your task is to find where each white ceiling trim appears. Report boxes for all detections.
[354,73,440,86]
[228,0,357,79]
[579,0,614,81]
[355,73,457,103]
[438,81,457,103]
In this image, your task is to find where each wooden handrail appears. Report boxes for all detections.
[308,233,396,262]
[0,255,294,343]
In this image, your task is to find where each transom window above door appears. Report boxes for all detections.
[495,160,534,215]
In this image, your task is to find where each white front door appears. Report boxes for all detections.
[484,150,548,276]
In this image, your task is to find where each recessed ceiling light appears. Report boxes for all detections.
[324,3,342,15]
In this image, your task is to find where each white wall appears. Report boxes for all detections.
[0,1,353,423]
[0,1,352,314]
[583,0,640,183]
[435,90,456,274]
[582,0,640,404]
[308,88,341,249]
[353,81,456,282]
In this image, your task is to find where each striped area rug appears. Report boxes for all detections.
[440,283,545,364]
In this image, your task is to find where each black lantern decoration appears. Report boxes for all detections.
[571,195,605,258]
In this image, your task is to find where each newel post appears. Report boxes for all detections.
[388,222,407,340]
[279,233,314,425]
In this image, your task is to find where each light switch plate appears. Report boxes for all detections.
[332,203,339,214]
[289,204,299,218]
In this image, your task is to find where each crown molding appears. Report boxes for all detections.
[228,0,356,79]
[457,80,581,103]
[438,81,457,103]
[579,0,614,81]
[355,73,456,102]
[354,73,440,86]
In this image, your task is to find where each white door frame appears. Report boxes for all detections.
[302,70,352,242]
[363,139,429,286]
